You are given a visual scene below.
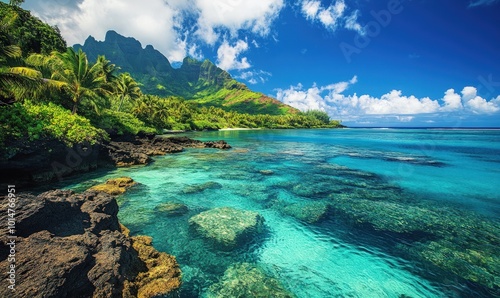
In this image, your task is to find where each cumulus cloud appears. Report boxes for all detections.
[461,87,500,114]
[194,0,284,44]
[299,0,363,34]
[441,89,463,111]
[24,0,187,62]
[276,76,358,112]
[276,77,500,122]
[216,40,251,70]
[23,0,285,62]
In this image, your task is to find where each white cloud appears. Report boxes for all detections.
[276,77,500,121]
[302,1,321,19]
[462,87,500,114]
[236,70,272,84]
[469,0,500,7]
[194,0,284,44]
[188,44,204,61]
[276,83,328,112]
[441,89,463,111]
[25,0,187,62]
[344,10,364,34]
[23,0,286,62]
[299,0,363,34]
[461,86,478,102]
[216,40,251,70]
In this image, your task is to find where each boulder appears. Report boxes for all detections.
[182,181,223,194]
[189,207,264,250]
[0,190,181,298]
[259,170,274,175]
[155,202,189,216]
[89,177,137,195]
[207,263,295,298]
[277,201,330,223]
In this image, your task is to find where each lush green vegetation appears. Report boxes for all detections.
[0,3,343,158]
[131,95,341,130]
[0,101,107,154]
[0,2,66,56]
[75,31,300,115]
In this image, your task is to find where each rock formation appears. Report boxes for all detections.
[103,136,231,167]
[89,177,138,195]
[0,134,231,188]
[207,263,295,298]
[155,202,189,217]
[0,186,181,297]
[189,207,264,250]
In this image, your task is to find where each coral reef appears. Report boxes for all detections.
[207,263,295,298]
[189,207,264,250]
[155,201,189,216]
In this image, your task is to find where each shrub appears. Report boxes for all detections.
[94,109,156,135]
[23,101,108,146]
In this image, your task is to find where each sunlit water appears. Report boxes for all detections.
[61,128,500,297]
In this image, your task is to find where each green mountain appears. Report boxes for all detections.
[74,30,298,115]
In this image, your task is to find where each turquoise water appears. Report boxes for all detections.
[64,128,500,297]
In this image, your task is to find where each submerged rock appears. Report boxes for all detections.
[155,201,189,216]
[276,201,331,223]
[189,207,264,250]
[0,189,181,298]
[259,169,274,175]
[182,181,223,194]
[290,182,336,198]
[89,177,137,195]
[330,196,441,234]
[329,194,500,292]
[207,263,295,298]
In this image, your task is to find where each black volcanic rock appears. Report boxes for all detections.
[0,138,101,188]
[103,135,231,167]
[0,189,182,297]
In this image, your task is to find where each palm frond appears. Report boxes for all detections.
[9,66,42,79]
[1,45,22,59]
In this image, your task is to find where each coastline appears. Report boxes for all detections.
[218,128,263,131]
[0,136,232,297]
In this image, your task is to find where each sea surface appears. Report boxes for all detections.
[63,128,500,297]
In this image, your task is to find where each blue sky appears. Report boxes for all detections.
[16,0,500,127]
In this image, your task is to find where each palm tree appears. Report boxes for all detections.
[114,73,141,112]
[96,55,118,84]
[50,48,108,114]
[0,11,41,104]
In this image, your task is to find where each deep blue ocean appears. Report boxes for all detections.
[64,128,500,297]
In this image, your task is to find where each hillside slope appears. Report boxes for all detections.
[74,31,298,115]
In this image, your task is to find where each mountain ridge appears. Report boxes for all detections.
[74,31,298,115]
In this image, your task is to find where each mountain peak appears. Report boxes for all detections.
[74,30,298,115]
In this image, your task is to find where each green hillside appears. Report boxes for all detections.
[74,31,298,115]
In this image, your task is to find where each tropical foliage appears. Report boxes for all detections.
[0,4,343,158]
[0,2,66,55]
[0,101,107,150]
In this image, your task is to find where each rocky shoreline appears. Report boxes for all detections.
[0,135,231,297]
[0,134,231,188]
[0,185,181,297]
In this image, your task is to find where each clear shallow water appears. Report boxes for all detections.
[63,128,500,297]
